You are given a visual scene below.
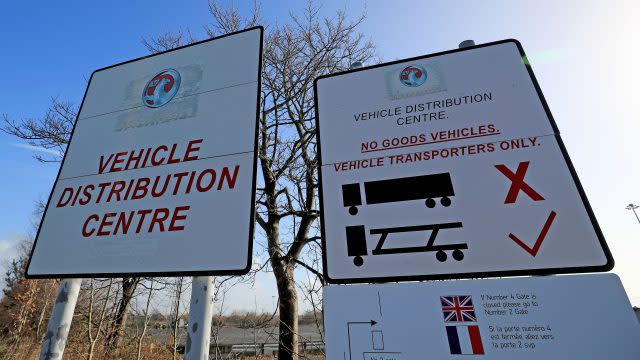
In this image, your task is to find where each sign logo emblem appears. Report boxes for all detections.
[142,69,181,108]
[399,65,427,87]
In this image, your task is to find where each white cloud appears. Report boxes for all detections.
[10,143,63,156]
[0,234,25,292]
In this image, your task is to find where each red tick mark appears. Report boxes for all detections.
[508,211,557,257]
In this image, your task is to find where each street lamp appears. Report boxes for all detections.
[626,203,640,224]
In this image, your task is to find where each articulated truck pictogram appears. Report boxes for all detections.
[342,173,455,215]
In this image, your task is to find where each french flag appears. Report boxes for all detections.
[446,325,485,355]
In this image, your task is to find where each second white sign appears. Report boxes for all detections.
[314,40,613,283]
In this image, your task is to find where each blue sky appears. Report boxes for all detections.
[1,1,639,309]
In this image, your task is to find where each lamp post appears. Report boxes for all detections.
[626,203,640,224]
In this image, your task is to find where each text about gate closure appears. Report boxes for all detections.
[54,139,240,238]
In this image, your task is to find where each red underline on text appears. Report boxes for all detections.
[361,132,502,153]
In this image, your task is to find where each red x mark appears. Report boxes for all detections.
[495,161,544,204]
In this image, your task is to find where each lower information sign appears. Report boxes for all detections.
[323,274,640,359]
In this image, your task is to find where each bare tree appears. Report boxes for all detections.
[141,28,197,53]
[134,279,162,360]
[249,4,374,359]
[146,2,375,359]
[210,285,229,360]
[105,277,142,352]
[168,277,190,360]
[1,98,74,163]
[297,244,325,351]
[0,238,58,359]
[208,275,261,359]
[85,279,113,360]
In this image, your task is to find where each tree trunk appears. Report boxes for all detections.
[172,277,184,360]
[36,295,50,341]
[88,342,95,360]
[137,280,154,360]
[275,263,298,360]
[107,277,139,352]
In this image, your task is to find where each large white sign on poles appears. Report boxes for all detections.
[26,27,263,278]
[324,274,640,359]
[314,40,613,283]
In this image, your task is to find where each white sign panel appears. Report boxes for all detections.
[324,274,640,360]
[26,27,263,277]
[314,39,613,283]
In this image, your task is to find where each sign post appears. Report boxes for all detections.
[38,279,81,360]
[185,276,215,360]
[28,27,263,359]
[314,39,613,283]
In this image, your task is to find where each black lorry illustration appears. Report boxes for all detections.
[346,222,466,267]
[342,173,454,215]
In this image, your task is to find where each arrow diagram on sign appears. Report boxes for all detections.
[347,320,379,360]
[508,211,557,257]
[348,320,378,326]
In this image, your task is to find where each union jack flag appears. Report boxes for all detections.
[441,295,477,322]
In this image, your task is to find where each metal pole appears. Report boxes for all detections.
[185,276,215,360]
[39,278,81,360]
[626,204,640,224]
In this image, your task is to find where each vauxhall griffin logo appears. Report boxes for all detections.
[399,65,427,87]
[142,69,181,108]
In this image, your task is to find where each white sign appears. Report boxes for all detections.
[324,274,640,360]
[26,27,263,277]
[314,40,613,283]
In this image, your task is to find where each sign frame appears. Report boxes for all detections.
[314,39,614,284]
[25,26,264,279]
